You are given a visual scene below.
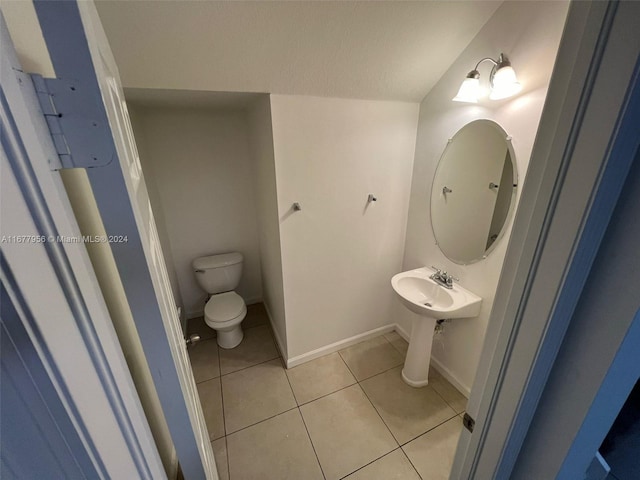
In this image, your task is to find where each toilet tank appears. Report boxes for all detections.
[192,252,243,294]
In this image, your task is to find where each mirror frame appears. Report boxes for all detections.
[430,119,518,265]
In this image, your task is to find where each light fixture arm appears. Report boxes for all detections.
[474,57,498,71]
[464,56,502,83]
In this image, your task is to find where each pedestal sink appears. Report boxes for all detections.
[391,267,482,387]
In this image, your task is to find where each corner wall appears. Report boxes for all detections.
[128,106,184,328]
[270,94,419,360]
[247,96,288,355]
[400,0,569,395]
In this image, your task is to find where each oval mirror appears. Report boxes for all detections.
[430,119,517,264]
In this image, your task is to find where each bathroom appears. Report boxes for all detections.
[100,1,568,478]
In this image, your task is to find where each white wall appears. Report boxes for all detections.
[400,0,569,395]
[270,95,419,359]
[247,96,288,355]
[130,107,262,318]
[128,106,184,325]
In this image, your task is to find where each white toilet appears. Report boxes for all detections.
[192,252,247,349]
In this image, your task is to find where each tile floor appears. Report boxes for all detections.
[188,303,466,480]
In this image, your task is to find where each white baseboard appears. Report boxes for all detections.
[185,309,203,320]
[429,355,471,398]
[286,324,396,369]
[245,296,263,306]
[394,322,411,342]
[263,302,288,360]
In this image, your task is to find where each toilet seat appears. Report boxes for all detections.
[205,291,246,323]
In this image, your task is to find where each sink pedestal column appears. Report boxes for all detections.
[402,315,437,387]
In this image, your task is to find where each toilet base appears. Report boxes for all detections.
[216,325,244,349]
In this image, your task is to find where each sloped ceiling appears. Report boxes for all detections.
[96,1,502,102]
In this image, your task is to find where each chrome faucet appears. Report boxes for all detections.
[430,266,459,289]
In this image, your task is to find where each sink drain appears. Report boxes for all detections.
[424,302,433,307]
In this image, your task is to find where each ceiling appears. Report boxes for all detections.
[96,1,502,103]
[125,88,264,110]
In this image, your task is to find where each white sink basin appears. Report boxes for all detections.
[391,267,482,388]
[391,268,481,319]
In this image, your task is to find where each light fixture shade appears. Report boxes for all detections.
[453,76,481,103]
[489,65,522,100]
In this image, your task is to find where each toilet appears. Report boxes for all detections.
[192,252,247,349]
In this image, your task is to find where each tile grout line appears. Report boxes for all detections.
[336,447,410,480]
[193,322,461,479]
[351,347,462,446]
[398,412,461,448]
[398,415,467,480]
[295,381,358,407]
[222,436,229,480]
[218,353,281,379]
[337,335,450,478]
[354,374,402,448]
[224,405,299,438]
[337,337,406,447]
[400,446,425,480]
[282,365,327,480]
[215,340,231,479]
[389,341,408,356]
[400,413,460,448]
[337,345,403,476]
[337,335,405,382]
[192,327,277,384]
[297,412,326,480]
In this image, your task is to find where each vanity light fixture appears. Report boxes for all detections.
[452,53,522,103]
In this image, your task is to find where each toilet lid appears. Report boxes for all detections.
[205,292,245,322]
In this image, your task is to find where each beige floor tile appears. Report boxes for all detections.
[187,316,215,341]
[221,358,296,433]
[429,367,468,414]
[384,331,409,356]
[219,324,279,375]
[300,384,397,480]
[189,339,220,383]
[286,352,356,405]
[197,378,225,440]
[226,409,323,480]
[339,336,404,381]
[402,416,463,480]
[361,367,457,444]
[211,438,228,480]
[244,303,269,329]
[344,449,421,480]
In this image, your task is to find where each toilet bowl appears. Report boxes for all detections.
[192,252,246,349]
[204,291,247,349]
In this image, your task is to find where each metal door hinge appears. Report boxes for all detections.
[30,73,114,170]
[463,412,475,433]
